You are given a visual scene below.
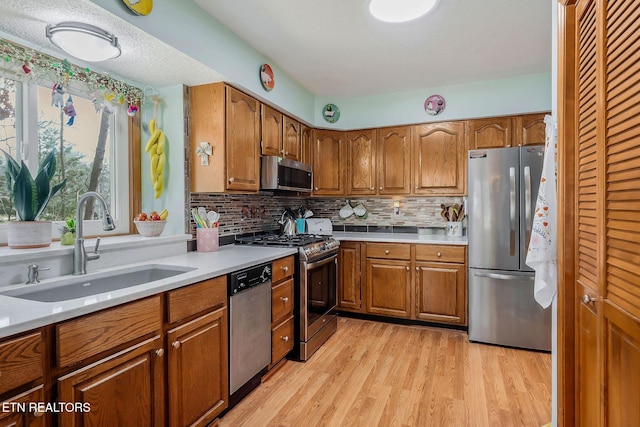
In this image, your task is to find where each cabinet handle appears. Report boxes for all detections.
[285,151,289,155]
[416,267,419,271]
[282,266,289,272]
[370,187,374,190]
[385,250,390,254]
[155,348,165,358]
[314,187,319,191]
[582,294,596,305]
[281,336,289,342]
[32,409,44,418]
[281,296,289,303]
[379,186,383,190]
[437,252,442,257]
[172,341,181,349]
[228,177,235,183]
[406,266,409,271]
[506,144,511,147]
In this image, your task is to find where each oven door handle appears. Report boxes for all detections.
[305,254,338,270]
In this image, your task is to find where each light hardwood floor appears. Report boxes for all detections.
[219,317,552,427]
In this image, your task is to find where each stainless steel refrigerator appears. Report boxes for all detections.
[467,146,551,351]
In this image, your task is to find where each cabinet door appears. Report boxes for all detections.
[412,122,466,195]
[346,130,377,195]
[365,259,411,318]
[312,129,345,196]
[338,242,362,311]
[283,116,301,161]
[167,308,228,427]
[0,386,45,427]
[377,126,411,195]
[415,262,466,325]
[467,117,513,149]
[261,104,283,157]
[58,336,165,427]
[300,125,313,166]
[514,113,547,146]
[226,87,261,191]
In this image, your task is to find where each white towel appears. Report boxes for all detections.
[526,115,558,308]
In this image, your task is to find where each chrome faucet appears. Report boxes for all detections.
[73,192,116,275]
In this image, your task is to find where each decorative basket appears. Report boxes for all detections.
[134,220,166,237]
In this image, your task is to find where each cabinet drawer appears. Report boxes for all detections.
[415,245,466,263]
[0,332,43,395]
[272,278,294,325]
[167,276,227,324]
[271,316,294,364]
[366,243,410,260]
[0,385,45,426]
[272,256,295,283]
[57,296,162,367]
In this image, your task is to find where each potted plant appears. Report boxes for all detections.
[2,149,67,248]
[59,217,76,245]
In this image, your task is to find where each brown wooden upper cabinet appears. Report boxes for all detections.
[467,113,547,150]
[467,116,513,150]
[301,124,312,166]
[261,104,283,157]
[377,126,412,195]
[514,113,546,146]
[283,116,301,161]
[312,129,345,196]
[412,122,466,195]
[190,83,261,193]
[346,129,377,195]
[261,106,301,161]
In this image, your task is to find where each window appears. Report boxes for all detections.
[0,70,130,243]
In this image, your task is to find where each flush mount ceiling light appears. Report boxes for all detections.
[369,0,438,23]
[46,22,121,62]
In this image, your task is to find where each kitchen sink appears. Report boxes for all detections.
[0,265,196,302]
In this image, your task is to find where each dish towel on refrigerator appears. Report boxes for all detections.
[526,115,558,308]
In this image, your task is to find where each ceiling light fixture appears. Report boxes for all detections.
[46,22,121,62]
[369,0,438,23]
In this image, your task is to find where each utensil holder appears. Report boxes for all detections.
[197,227,219,252]
[445,222,463,237]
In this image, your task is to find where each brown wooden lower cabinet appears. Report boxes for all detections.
[338,242,362,311]
[167,307,228,427]
[270,256,295,368]
[415,262,466,324]
[366,258,412,318]
[339,242,468,326]
[0,386,45,427]
[57,336,165,427]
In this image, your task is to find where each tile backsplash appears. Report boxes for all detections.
[189,193,464,238]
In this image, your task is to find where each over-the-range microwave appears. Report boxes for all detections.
[260,156,313,193]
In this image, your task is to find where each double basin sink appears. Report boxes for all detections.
[0,265,196,302]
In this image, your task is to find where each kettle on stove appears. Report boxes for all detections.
[279,210,297,235]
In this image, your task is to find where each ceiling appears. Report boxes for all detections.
[0,0,224,88]
[194,0,552,97]
[0,0,551,99]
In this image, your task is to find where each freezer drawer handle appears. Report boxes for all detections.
[473,272,535,281]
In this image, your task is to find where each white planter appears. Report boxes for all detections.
[7,221,53,248]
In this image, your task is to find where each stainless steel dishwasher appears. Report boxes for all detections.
[228,262,272,405]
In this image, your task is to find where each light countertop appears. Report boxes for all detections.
[0,245,297,339]
[333,232,468,245]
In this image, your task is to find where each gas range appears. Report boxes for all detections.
[235,234,339,261]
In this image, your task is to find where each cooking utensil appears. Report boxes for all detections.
[198,207,207,225]
[303,209,314,218]
[207,211,220,226]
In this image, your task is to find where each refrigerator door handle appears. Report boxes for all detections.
[524,166,532,247]
[509,167,516,256]
[473,271,535,281]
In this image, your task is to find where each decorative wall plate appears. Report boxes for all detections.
[121,0,153,16]
[424,94,446,116]
[260,64,275,91]
[322,103,340,123]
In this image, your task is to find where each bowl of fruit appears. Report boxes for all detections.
[134,209,168,237]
